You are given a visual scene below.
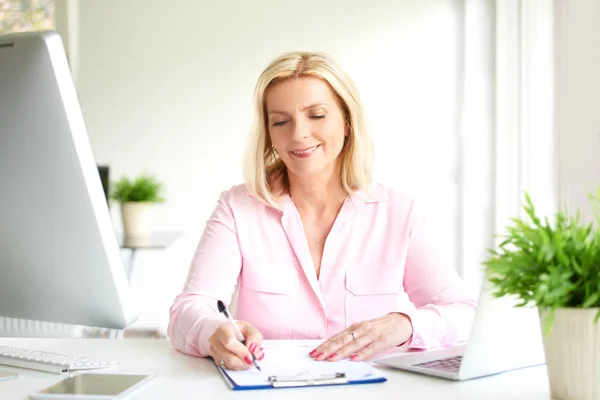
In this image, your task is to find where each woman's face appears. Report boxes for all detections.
[265,76,347,182]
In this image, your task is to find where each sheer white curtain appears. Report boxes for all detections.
[495,0,556,226]
[455,0,495,297]
[457,0,556,296]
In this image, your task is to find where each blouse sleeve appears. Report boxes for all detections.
[167,191,242,357]
[399,211,477,349]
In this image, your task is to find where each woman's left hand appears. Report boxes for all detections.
[309,313,413,362]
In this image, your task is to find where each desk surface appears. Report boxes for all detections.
[0,338,551,400]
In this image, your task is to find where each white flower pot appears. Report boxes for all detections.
[120,202,154,238]
[540,308,600,400]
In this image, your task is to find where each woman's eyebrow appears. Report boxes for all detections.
[267,103,327,115]
[302,103,326,111]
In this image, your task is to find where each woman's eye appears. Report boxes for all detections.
[272,120,287,127]
[310,115,325,120]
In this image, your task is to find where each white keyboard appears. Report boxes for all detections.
[0,345,118,374]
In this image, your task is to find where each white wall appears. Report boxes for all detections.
[555,0,600,223]
[75,0,463,235]
[68,0,481,330]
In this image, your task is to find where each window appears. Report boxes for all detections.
[0,0,54,35]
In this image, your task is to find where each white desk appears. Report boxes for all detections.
[0,338,551,399]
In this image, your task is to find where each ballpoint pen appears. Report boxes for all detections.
[217,300,262,371]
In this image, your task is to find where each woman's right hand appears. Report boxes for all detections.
[208,321,264,370]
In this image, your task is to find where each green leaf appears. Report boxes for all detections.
[541,307,556,337]
[582,292,599,308]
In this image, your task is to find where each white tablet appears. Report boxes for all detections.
[0,370,18,381]
[29,373,155,400]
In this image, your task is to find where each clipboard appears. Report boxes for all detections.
[217,367,386,390]
[212,346,387,391]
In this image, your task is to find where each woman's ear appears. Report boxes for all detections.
[344,122,351,143]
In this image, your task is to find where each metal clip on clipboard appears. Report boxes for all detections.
[268,373,347,387]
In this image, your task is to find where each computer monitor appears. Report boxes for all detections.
[0,31,137,330]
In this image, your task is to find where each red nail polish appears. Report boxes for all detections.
[315,353,323,359]
[328,353,337,360]
[248,343,256,353]
[309,350,317,357]
[244,356,252,365]
[258,353,265,361]
[350,354,359,361]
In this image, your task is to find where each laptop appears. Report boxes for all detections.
[375,276,546,381]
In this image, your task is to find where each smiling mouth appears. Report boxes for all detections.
[290,145,320,156]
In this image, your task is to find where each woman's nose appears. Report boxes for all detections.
[291,119,309,141]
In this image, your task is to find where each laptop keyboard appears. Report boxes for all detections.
[413,355,463,372]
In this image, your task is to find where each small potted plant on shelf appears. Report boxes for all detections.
[110,173,165,238]
[483,188,600,400]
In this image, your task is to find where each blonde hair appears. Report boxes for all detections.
[243,51,374,209]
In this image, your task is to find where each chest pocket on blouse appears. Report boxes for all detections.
[237,260,299,339]
[344,265,402,326]
[241,261,298,294]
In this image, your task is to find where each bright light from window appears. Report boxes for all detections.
[0,0,54,35]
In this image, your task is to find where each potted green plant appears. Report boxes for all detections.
[110,174,165,238]
[483,188,600,400]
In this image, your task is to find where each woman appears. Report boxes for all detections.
[168,51,476,370]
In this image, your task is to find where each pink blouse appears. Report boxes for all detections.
[168,183,476,357]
